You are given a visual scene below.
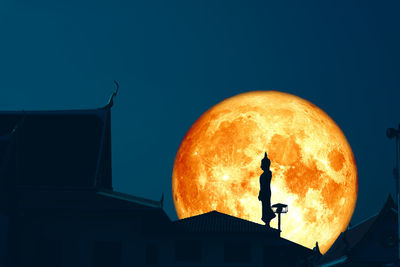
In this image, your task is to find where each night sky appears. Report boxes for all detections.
[0,0,399,227]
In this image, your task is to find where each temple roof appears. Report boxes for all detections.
[0,106,112,189]
[317,195,397,266]
[0,94,167,222]
[14,188,162,211]
[173,210,280,236]
[172,210,313,256]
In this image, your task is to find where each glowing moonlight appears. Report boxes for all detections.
[172,91,357,254]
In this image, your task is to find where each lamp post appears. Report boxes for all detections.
[271,203,288,234]
[386,124,400,261]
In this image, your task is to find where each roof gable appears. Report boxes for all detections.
[0,107,112,190]
[173,210,281,235]
[318,195,397,265]
[349,195,397,262]
[318,214,378,264]
[172,210,313,258]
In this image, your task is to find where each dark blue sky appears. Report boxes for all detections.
[0,0,399,225]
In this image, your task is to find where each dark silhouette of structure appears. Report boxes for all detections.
[317,195,398,266]
[386,124,400,260]
[172,211,313,266]
[259,152,276,226]
[0,98,315,266]
[272,203,288,233]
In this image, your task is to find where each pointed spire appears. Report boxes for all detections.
[384,194,397,211]
[313,241,321,255]
[311,241,322,264]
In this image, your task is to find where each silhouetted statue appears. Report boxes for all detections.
[258,152,276,226]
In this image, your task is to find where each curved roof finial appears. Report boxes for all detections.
[107,80,119,108]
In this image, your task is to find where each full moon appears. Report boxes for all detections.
[172,91,357,254]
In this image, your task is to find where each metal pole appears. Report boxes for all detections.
[396,136,400,262]
[396,137,399,205]
[278,213,281,232]
[386,125,400,262]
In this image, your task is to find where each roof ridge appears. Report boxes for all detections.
[173,210,217,222]
[97,190,161,209]
[348,213,378,230]
[0,109,107,114]
[174,210,265,226]
[348,194,394,230]
[214,211,266,225]
[346,195,397,257]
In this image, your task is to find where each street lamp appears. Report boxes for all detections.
[386,124,400,261]
[271,203,288,234]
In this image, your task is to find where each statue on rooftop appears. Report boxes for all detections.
[258,152,276,226]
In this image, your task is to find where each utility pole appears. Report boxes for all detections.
[386,125,400,261]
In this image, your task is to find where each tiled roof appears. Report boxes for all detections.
[173,210,280,235]
[318,214,378,265]
[317,195,396,266]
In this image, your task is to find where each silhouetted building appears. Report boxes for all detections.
[0,103,171,267]
[0,101,313,267]
[172,211,312,266]
[317,195,397,267]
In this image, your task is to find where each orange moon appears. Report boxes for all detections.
[172,91,357,254]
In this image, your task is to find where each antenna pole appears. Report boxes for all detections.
[396,135,400,262]
[386,124,400,261]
